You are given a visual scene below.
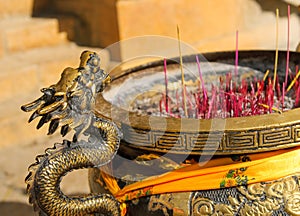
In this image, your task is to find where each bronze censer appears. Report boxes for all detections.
[22,50,300,215]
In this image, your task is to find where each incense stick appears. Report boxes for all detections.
[263,70,270,81]
[296,84,300,107]
[235,30,239,82]
[282,83,285,111]
[177,25,188,117]
[163,58,169,114]
[196,55,205,92]
[287,70,300,92]
[285,5,291,85]
[273,8,279,90]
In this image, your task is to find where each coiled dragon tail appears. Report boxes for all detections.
[21,51,122,215]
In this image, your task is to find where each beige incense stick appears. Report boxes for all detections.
[177,25,188,117]
[273,8,279,90]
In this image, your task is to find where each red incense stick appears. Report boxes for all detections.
[163,58,169,114]
[235,30,239,81]
[196,55,205,93]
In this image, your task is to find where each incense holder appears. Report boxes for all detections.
[21,49,300,215]
[89,50,300,215]
[96,50,300,155]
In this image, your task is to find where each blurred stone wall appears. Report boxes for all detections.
[33,0,300,59]
[0,0,108,148]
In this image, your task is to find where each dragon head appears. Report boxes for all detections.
[21,50,110,141]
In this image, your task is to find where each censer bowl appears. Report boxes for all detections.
[90,50,300,216]
[95,50,300,156]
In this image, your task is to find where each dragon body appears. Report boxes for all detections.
[21,51,122,215]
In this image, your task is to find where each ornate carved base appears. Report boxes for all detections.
[89,159,300,216]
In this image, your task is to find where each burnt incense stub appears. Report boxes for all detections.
[96,50,300,155]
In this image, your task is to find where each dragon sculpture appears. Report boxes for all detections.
[21,51,122,215]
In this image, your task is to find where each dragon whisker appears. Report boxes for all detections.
[38,100,64,115]
[21,97,45,112]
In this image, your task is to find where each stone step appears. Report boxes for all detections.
[0,0,34,18]
[54,15,78,42]
[0,43,109,147]
[0,17,67,56]
[0,104,50,148]
[0,43,109,103]
[0,43,109,104]
[0,98,72,149]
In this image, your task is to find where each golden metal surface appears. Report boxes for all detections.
[22,51,121,215]
[190,174,300,216]
[21,50,300,215]
[89,160,300,216]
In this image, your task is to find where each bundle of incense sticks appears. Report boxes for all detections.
[158,5,299,119]
[159,65,300,119]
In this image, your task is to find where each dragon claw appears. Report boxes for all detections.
[60,125,71,137]
[48,119,60,135]
[28,110,40,123]
[36,115,48,129]
[21,97,45,112]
